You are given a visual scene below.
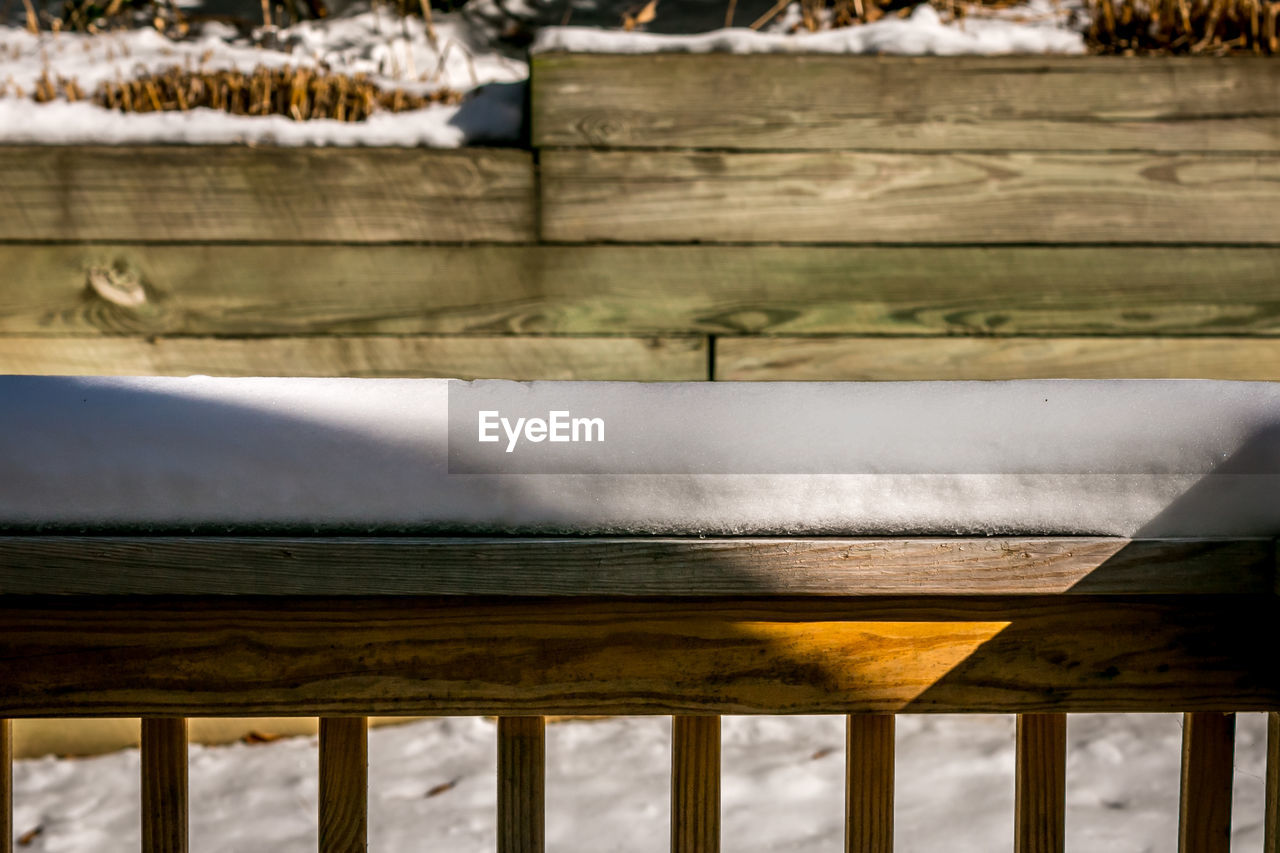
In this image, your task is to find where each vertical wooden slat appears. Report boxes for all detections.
[845,714,894,853]
[141,717,188,853]
[1266,712,1279,853]
[498,716,544,853]
[1179,712,1236,853]
[671,715,720,853]
[319,717,368,853]
[1015,713,1066,853]
[1,719,11,853]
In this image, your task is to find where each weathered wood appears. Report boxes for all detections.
[672,716,720,853]
[1267,713,1279,853]
[0,597,1275,716]
[0,537,1269,597]
[1015,714,1066,853]
[1,720,10,853]
[1179,712,1236,853]
[141,718,188,853]
[532,55,1280,152]
[845,715,893,853]
[716,337,1280,381]
[5,243,1280,338]
[541,150,1280,244]
[0,147,534,242]
[498,717,544,853]
[319,718,367,853]
[0,335,708,380]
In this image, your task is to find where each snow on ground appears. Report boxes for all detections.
[533,1,1085,56]
[0,0,1084,146]
[11,714,1271,852]
[0,7,527,145]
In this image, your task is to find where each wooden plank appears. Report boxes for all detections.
[1267,712,1279,853]
[0,335,708,380]
[715,337,1280,381]
[0,147,534,242]
[0,537,1269,597]
[532,55,1280,152]
[319,718,367,853]
[1179,712,1236,853]
[845,715,893,853]
[141,718,188,853]
[497,716,544,853]
[5,243,1280,338]
[672,716,720,853]
[540,150,1280,244]
[1,720,9,853]
[0,597,1275,716]
[1015,714,1066,853]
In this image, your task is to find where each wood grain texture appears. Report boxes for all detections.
[0,147,533,242]
[0,537,1269,597]
[0,597,1275,717]
[1179,712,1236,853]
[532,55,1280,152]
[1015,714,1066,853]
[715,337,1280,381]
[498,717,544,853]
[3,244,1280,338]
[319,718,367,853]
[1,720,10,853]
[1267,713,1279,853]
[672,716,720,853]
[845,715,893,853]
[540,150,1280,244]
[141,718,188,853]
[0,335,708,380]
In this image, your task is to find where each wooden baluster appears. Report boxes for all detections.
[1266,713,1279,853]
[141,717,188,853]
[671,715,720,853]
[1015,713,1066,853]
[319,717,368,853]
[845,714,894,853]
[1,719,11,853]
[498,716,544,853]
[1178,712,1235,853]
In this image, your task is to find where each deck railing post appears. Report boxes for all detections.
[1015,713,1066,853]
[2,719,11,853]
[141,717,188,853]
[498,716,545,853]
[1266,712,1278,853]
[672,716,720,853]
[319,717,368,853]
[845,714,894,853]
[1178,712,1236,853]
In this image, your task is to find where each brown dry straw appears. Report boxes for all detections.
[1086,0,1279,53]
[81,65,463,121]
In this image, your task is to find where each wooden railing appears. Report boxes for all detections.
[2,535,1278,852]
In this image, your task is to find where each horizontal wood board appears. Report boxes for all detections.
[2,595,1275,715]
[4,244,1280,337]
[0,335,707,379]
[0,146,535,242]
[716,337,1280,380]
[532,55,1280,152]
[541,150,1280,244]
[0,537,1270,596]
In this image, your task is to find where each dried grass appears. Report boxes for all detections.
[1086,0,1279,53]
[32,65,464,121]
